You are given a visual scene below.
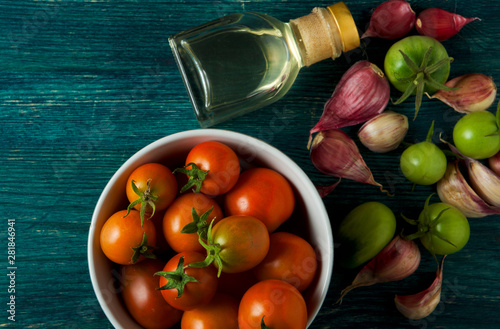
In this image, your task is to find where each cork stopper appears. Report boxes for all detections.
[290,2,360,67]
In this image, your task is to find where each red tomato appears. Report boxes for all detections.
[157,251,218,311]
[100,209,156,265]
[238,279,308,329]
[224,168,295,232]
[253,232,317,292]
[163,192,224,253]
[126,163,178,218]
[181,292,239,329]
[181,141,240,196]
[120,259,182,329]
[210,215,270,274]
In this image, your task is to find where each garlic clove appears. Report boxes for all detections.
[358,111,409,153]
[489,151,500,176]
[428,73,497,113]
[362,0,416,40]
[310,130,388,194]
[436,162,500,218]
[394,256,445,320]
[467,156,500,207]
[338,235,420,303]
[416,8,479,42]
[309,60,390,146]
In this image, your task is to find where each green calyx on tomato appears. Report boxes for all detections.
[188,219,224,277]
[131,232,157,264]
[403,194,470,256]
[181,207,214,241]
[155,256,200,298]
[384,36,456,119]
[261,316,270,329]
[174,162,209,193]
[125,179,159,226]
[400,120,447,186]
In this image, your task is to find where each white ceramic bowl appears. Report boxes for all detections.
[88,129,333,328]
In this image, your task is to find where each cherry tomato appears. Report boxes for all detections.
[408,197,470,255]
[384,36,452,117]
[336,202,396,269]
[400,141,447,185]
[178,141,240,196]
[157,251,218,311]
[400,121,447,185]
[453,110,500,159]
[253,232,317,292]
[181,292,239,329]
[238,279,308,329]
[100,209,157,265]
[163,193,223,253]
[385,36,450,94]
[208,215,270,274]
[126,163,178,222]
[120,259,182,329]
[224,168,295,232]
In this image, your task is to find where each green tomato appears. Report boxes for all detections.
[384,36,450,94]
[417,202,470,255]
[384,36,452,118]
[400,141,447,185]
[336,202,396,269]
[453,110,500,159]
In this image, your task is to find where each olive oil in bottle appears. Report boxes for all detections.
[170,2,360,127]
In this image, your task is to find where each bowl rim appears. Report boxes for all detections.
[88,128,333,328]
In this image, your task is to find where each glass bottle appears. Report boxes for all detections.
[169,2,360,127]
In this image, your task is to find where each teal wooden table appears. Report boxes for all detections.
[1,0,499,328]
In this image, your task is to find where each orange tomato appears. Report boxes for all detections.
[100,209,156,265]
[253,232,317,292]
[182,141,240,196]
[126,163,178,216]
[224,168,295,232]
[163,192,223,253]
[238,279,308,329]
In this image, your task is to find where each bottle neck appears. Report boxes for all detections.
[289,5,357,67]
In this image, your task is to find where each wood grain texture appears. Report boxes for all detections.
[1,0,499,328]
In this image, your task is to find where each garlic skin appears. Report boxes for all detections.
[362,0,416,39]
[309,60,390,145]
[416,8,479,41]
[467,157,500,207]
[358,111,409,153]
[395,257,445,320]
[437,162,500,218]
[310,129,386,192]
[489,151,500,176]
[338,235,421,303]
[428,73,497,113]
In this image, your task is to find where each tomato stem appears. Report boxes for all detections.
[188,219,224,277]
[131,232,156,264]
[155,256,200,298]
[392,47,456,120]
[425,120,436,143]
[261,316,271,329]
[181,207,214,241]
[124,179,158,227]
[173,163,209,193]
